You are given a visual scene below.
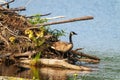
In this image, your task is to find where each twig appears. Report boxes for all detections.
[0,0,14,6]
[0,53,12,58]
[9,7,26,11]
[79,59,100,64]
[26,13,51,18]
[0,33,10,48]
[74,48,84,51]
[5,26,31,42]
[71,50,100,60]
[46,16,65,20]
[14,51,36,59]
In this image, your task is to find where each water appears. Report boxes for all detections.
[0,51,120,80]
[70,51,120,80]
[0,0,120,80]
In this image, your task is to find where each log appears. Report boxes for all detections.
[19,59,91,71]
[71,50,100,61]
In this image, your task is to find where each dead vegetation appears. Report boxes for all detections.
[0,1,100,71]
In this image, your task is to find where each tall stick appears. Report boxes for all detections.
[26,16,93,30]
[38,16,93,26]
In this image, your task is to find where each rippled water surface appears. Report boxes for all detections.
[70,51,120,80]
[0,51,120,80]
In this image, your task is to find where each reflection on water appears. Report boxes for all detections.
[0,63,91,80]
[0,51,120,80]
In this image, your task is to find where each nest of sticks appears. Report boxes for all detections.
[0,1,100,71]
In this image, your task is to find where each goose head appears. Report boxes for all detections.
[69,31,77,44]
[70,31,77,36]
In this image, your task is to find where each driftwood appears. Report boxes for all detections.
[19,59,91,71]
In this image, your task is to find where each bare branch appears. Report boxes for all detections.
[0,0,14,6]
[39,16,94,26]
[71,50,100,61]
[9,7,26,11]
[26,13,51,18]
[0,33,10,48]
[25,16,94,30]
[46,16,65,20]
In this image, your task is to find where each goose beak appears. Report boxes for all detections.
[74,32,77,35]
[73,32,77,35]
[70,31,77,35]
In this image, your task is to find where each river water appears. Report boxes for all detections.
[0,0,120,80]
[0,51,120,80]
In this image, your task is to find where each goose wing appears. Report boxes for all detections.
[51,41,72,52]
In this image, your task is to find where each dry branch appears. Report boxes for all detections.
[39,16,93,26]
[10,7,26,11]
[71,50,100,61]
[46,16,65,20]
[26,16,94,30]
[79,59,100,64]
[0,0,14,6]
[0,33,10,48]
[14,51,36,59]
[26,13,51,18]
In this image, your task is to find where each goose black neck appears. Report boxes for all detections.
[69,34,73,44]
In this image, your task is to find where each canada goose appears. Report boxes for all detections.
[51,31,77,53]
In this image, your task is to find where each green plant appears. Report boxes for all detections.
[26,14,66,46]
[30,52,41,65]
[47,28,66,38]
[28,14,48,24]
